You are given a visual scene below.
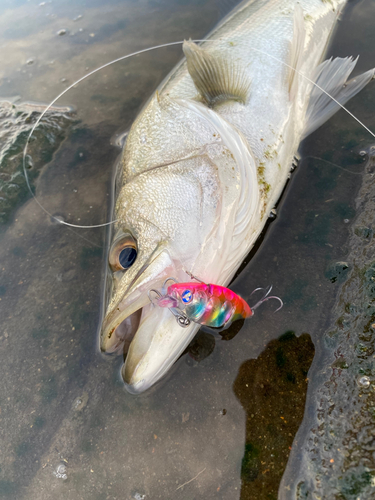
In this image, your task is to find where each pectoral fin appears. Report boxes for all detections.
[288,4,306,100]
[183,40,251,105]
[303,56,375,138]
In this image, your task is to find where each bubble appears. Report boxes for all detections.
[357,376,370,388]
[53,463,67,480]
[73,398,82,409]
[344,219,350,224]
[26,58,35,66]
[134,494,145,500]
[57,29,67,36]
[73,15,83,21]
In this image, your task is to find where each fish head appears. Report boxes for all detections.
[100,194,203,394]
[100,93,255,393]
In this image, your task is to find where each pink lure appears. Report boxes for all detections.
[159,282,252,328]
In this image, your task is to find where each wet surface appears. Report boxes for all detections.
[0,0,375,499]
[280,149,375,500]
[234,332,315,500]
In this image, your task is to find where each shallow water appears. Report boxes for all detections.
[0,0,374,499]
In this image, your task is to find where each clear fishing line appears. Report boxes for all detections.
[22,39,375,230]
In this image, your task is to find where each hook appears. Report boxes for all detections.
[148,288,162,305]
[250,285,283,313]
[161,277,179,295]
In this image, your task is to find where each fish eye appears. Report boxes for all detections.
[118,247,137,268]
[109,232,137,272]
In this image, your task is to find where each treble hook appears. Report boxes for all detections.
[148,288,163,305]
[250,285,283,313]
[148,287,191,327]
[161,277,179,295]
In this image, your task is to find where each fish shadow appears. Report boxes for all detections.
[233,331,315,500]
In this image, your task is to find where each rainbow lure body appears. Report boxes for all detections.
[151,281,252,328]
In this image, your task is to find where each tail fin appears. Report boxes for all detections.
[303,56,375,138]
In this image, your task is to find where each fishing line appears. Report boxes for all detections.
[22,39,375,230]
[305,156,363,175]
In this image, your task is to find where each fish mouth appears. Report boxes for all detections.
[121,303,200,394]
[100,287,200,394]
[100,291,151,354]
[100,248,200,393]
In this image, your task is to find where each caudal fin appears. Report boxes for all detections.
[303,56,375,138]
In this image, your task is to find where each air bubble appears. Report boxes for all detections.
[57,29,67,36]
[53,463,67,480]
[344,219,350,224]
[26,58,35,66]
[357,376,370,388]
[73,15,83,21]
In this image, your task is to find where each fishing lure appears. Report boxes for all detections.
[149,277,283,329]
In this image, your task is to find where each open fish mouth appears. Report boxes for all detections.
[122,303,199,393]
[102,309,142,354]
[100,290,150,355]
[100,247,201,393]
[101,295,200,393]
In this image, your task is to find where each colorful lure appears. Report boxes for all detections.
[149,278,282,329]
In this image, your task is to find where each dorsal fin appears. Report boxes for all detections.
[183,40,251,105]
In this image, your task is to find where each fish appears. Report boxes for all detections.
[100,0,375,394]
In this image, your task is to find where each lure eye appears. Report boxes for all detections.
[181,289,193,304]
[109,232,137,272]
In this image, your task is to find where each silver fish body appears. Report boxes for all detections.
[100,0,374,393]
